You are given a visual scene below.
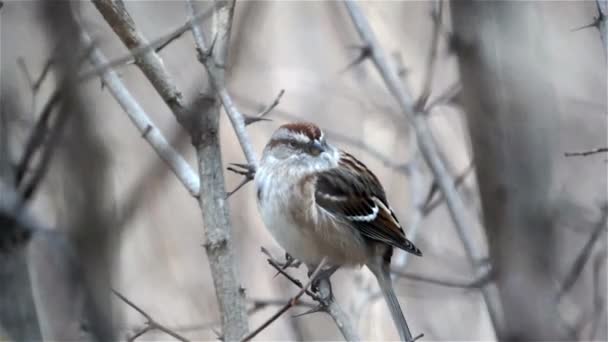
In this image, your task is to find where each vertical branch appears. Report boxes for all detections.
[187,1,249,340]
[188,1,258,169]
[343,0,505,334]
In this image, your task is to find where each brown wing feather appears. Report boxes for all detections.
[314,151,422,256]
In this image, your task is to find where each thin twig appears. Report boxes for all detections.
[78,28,200,197]
[415,0,444,112]
[243,89,284,126]
[425,82,462,111]
[564,147,608,157]
[76,8,213,86]
[93,0,191,125]
[112,289,190,342]
[241,257,328,342]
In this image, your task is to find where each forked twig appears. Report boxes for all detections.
[241,257,328,342]
[243,89,285,126]
[113,289,190,342]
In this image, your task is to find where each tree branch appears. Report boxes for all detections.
[262,249,360,341]
[558,206,608,298]
[393,266,492,289]
[241,257,328,342]
[113,289,190,342]
[564,147,608,157]
[343,0,504,332]
[187,0,258,170]
[78,29,200,197]
[92,0,189,126]
[186,1,250,340]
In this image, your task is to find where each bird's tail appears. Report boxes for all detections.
[368,260,413,342]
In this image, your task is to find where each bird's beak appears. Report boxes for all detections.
[311,140,326,154]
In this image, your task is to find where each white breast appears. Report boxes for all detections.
[255,158,368,266]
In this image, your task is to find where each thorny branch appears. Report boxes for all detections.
[112,290,190,342]
[261,248,360,341]
[344,0,504,332]
[241,257,328,342]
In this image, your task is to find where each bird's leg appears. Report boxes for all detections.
[307,264,340,295]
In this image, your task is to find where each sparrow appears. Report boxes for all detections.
[255,122,422,341]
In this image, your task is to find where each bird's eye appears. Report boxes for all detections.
[288,141,297,148]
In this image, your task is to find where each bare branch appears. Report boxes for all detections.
[113,290,190,342]
[241,257,328,342]
[187,0,258,169]
[78,28,200,197]
[243,89,284,126]
[186,1,250,339]
[598,0,608,58]
[415,0,444,112]
[558,206,608,298]
[425,82,462,111]
[564,147,608,157]
[343,0,504,331]
[93,0,189,126]
[76,9,212,86]
[262,248,360,341]
[422,161,474,216]
[393,266,492,289]
[588,248,606,339]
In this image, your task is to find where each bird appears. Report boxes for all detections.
[254,121,422,341]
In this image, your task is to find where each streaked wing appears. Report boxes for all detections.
[314,151,422,256]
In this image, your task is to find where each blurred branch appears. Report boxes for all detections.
[393,266,492,289]
[558,206,607,298]
[343,0,504,333]
[598,0,608,57]
[588,248,606,339]
[422,161,474,216]
[415,0,443,112]
[112,290,190,342]
[241,257,328,342]
[425,82,462,111]
[186,1,250,340]
[79,28,200,197]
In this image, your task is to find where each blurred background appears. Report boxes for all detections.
[0,1,606,341]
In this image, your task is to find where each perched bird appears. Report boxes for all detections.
[255,122,422,341]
